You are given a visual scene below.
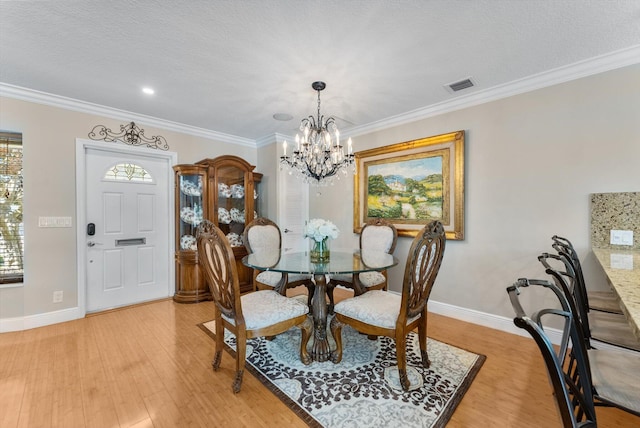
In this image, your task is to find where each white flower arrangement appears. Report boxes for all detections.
[304,218,339,242]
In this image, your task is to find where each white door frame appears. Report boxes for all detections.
[75,139,177,316]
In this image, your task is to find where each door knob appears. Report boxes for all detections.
[87,241,103,247]
[283,228,292,233]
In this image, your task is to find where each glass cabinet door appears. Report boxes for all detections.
[173,164,210,303]
[216,165,248,248]
[178,173,204,251]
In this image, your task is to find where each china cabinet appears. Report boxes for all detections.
[197,156,262,294]
[173,156,261,301]
[173,164,210,303]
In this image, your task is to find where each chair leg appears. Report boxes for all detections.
[212,351,222,371]
[298,316,313,365]
[395,332,410,391]
[329,316,344,363]
[327,282,335,314]
[418,315,430,368]
[233,369,244,394]
[234,330,247,393]
[212,316,224,370]
[305,282,315,307]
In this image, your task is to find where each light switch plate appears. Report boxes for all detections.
[38,216,73,228]
[610,229,633,246]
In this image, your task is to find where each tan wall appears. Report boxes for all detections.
[310,63,640,318]
[0,97,255,320]
[2,63,639,325]
[255,142,279,220]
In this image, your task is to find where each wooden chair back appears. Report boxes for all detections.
[197,220,244,326]
[329,218,398,300]
[399,220,446,321]
[243,217,313,298]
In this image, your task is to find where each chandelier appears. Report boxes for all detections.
[280,81,354,185]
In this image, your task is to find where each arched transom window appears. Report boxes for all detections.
[104,163,154,183]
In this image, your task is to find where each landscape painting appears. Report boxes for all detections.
[353,131,465,240]
[365,153,447,223]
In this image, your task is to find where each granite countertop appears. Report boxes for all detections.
[592,247,640,340]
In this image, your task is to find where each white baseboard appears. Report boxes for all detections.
[428,299,639,354]
[427,299,564,346]
[0,306,84,333]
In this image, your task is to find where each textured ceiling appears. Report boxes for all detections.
[1,1,639,142]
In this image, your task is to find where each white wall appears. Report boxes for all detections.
[310,63,640,319]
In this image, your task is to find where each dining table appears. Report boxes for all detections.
[592,247,640,340]
[243,249,399,362]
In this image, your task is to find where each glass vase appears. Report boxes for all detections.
[310,237,330,262]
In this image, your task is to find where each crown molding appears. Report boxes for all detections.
[346,44,640,137]
[2,44,639,146]
[255,132,296,148]
[0,82,257,148]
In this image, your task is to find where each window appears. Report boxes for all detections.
[0,132,23,284]
[104,162,153,182]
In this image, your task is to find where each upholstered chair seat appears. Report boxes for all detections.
[333,290,419,328]
[222,290,310,330]
[256,271,310,288]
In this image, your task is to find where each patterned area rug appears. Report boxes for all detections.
[199,319,485,428]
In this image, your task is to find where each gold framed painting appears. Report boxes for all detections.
[353,130,465,240]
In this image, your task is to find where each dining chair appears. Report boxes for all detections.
[329,220,445,391]
[507,278,597,427]
[538,252,640,352]
[197,220,312,393]
[507,277,640,424]
[328,218,398,307]
[243,217,314,302]
[552,235,622,314]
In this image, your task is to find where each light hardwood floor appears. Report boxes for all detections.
[1,289,638,428]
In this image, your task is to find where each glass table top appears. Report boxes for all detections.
[243,250,398,275]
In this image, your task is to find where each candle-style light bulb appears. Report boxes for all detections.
[348,138,353,154]
[283,140,287,156]
[335,129,340,147]
[295,134,300,151]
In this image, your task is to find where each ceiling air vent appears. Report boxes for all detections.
[445,77,475,93]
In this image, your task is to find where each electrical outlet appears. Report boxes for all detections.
[53,290,63,303]
[610,230,634,246]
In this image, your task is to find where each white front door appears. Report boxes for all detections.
[84,147,171,312]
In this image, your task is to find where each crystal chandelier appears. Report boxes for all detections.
[280,81,354,185]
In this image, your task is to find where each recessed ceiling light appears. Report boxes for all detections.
[142,87,155,95]
[273,113,293,121]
